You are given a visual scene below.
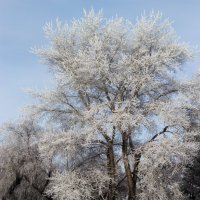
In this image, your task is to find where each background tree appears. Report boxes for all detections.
[0,119,53,200]
[180,73,200,199]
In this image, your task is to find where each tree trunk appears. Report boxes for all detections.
[122,133,136,200]
[132,152,141,199]
[107,141,117,200]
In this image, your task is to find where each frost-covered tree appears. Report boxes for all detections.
[24,10,200,200]
[0,119,53,200]
[182,152,200,200]
[180,73,200,199]
[181,142,200,199]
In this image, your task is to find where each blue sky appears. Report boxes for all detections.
[0,0,200,124]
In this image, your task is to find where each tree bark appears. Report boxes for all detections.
[107,141,117,200]
[122,132,136,200]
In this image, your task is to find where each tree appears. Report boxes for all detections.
[1,10,199,200]
[0,119,53,200]
[180,73,200,199]
[181,148,200,199]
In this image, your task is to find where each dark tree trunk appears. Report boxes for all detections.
[107,141,117,200]
[122,132,136,200]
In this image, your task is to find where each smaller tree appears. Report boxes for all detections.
[0,119,53,200]
[180,73,200,199]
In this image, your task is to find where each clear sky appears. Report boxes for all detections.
[0,0,200,124]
